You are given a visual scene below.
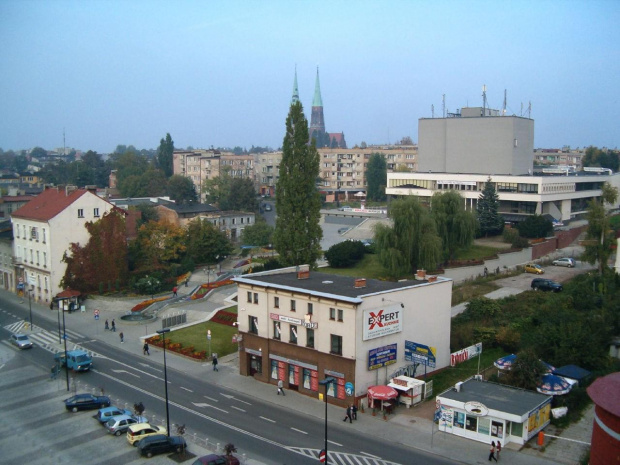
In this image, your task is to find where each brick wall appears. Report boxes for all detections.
[531,226,586,260]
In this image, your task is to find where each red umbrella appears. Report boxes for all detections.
[367,385,398,400]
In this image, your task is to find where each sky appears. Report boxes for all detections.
[1,0,619,154]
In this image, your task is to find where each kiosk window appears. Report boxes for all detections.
[453,411,465,429]
[509,421,523,437]
[478,417,491,435]
[465,415,478,432]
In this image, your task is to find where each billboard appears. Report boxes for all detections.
[450,342,482,366]
[363,305,402,341]
[368,344,397,370]
[405,340,436,368]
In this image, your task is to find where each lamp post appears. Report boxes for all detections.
[27,285,33,330]
[62,303,69,391]
[318,377,336,464]
[157,328,171,437]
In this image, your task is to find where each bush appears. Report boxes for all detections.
[502,227,520,244]
[511,235,530,248]
[325,240,366,268]
[495,326,521,353]
[517,214,553,238]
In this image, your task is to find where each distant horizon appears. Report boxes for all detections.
[2,1,618,154]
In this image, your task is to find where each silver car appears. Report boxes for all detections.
[10,333,33,349]
[552,257,576,268]
[105,414,147,436]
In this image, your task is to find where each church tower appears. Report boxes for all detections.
[309,67,326,145]
[291,66,300,105]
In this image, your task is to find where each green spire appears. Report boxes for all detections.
[312,66,323,107]
[291,66,300,105]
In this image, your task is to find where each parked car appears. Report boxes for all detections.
[10,333,33,349]
[127,423,167,446]
[192,454,240,465]
[552,257,576,268]
[137,434,187,458]
[96,406,133,424]
[264,204,272,211]
[64,393,111,412]
[338,227,349,234]
[105,414,146,436]
[525,263,544,274]
[531,278,563,292]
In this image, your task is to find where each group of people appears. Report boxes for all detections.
[342,404,358,423]
[104,319,116,331]
[488,440,501,461]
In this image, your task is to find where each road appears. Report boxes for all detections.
[0,292,456,465]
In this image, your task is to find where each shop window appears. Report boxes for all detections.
[509,421,523,437]
[289,325,298,344]
[330,334,342,355]
[465,415,478,432]
[329,307,336,320]
[337,309,343,322]
[306,328,314,348]
[270,360,278,379]
[454,411,465,429]
[303,368,313,390]
[491,420,504,439]
[274,296,279,308]
[249,316,258,334]
[478,417,491,436]
[291,299,296,312]
[273,321,280,340]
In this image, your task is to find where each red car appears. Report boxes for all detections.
[192,454,240,465]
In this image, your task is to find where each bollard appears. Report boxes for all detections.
[537,431,545,446]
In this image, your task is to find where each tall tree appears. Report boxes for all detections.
[374,197,442,277]
[226,177,258,211]
[476,177,504,236]
[129,219,186,272]
[273,101,323,268]
[366,153,387,202]
[157,133,174,177]
[582,146,620,172]
[167,175,198,204]
[61,210,129,293]
[185,218,233,264]
[583,182,619,276]
[241,220,274,247]
[431,191,478,261]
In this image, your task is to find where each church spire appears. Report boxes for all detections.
[309,66,326,145]
[291,66,300,105]
[312,66,323,107]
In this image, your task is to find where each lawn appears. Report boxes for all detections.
[320,254,395,280]
[454,244,501,260]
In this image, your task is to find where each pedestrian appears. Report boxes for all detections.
[111,319,116,332]
[172,286,178,297]
[212,355,219,371]
[484,266,488,277]
[104,319,109,330]
[185,278,189,287]
[277,379,285,396]
[143,342,150,355]
[342,406,352,423]
[119,332,124,343]
[489,441,497,462]
[352,404,358,420]
[496,441,501,460]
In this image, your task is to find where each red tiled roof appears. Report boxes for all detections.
[11,188,89,221]
[56,289,81,298]
[0,195,35,203]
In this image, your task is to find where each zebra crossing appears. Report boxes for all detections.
[3,320,101,358]
[288,447,401,465]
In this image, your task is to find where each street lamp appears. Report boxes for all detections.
[27,285,33,330]
[157,328,171,437]
[318,377,336,464]
[62,302,69,391]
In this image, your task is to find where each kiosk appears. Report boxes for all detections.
[388,375,426,408]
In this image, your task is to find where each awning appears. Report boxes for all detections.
[388,383,410,392]
[367,385,398,400]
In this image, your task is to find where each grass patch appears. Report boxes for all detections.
[454,244,502,260]
[320,254,397,280]
[452,280,500,305]
[165,306,239,357]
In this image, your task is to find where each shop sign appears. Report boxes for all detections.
[464,401,489,416]
[270,312,317,329]
[363,305,402,340]
[368,344,397,370]
[344,382,354,396]
[405,340,436,368]
[450,342,482,366]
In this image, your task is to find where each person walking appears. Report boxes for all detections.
[342,406,352,423]
[488,441,497,462]
[111,319,116,332]
[185,278,189,287]
[172,286,178,297]
[351,404,358,420]
[496,441,501,460]
[104,319,109,331]
[277,379,285,395]
[119,332,124,343]
[212,355,219,371]
[143,342,150,355]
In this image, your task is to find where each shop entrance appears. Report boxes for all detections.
[249,354,262,376]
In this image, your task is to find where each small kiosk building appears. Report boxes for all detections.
[388,375,426,407]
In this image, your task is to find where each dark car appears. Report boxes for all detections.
[137,434,186,458]
[64,393,111,412]
[192,454,240,465]
[531,278,563,292]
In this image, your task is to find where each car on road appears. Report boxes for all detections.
[338,227,349,234]
[531,278,563,292]
[192,454,240,465]
[525,263,544,274]
[10,333,33,349]
[552,257,576,268]
[64,393,111,412]
[105,414,146,436]
[137,434,187,458]
[96,406,133,424]
[127,423,167,446]
[264,204,272,211]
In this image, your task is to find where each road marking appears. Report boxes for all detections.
[230,405,245,412]
[220,393,251,405]
[191,402,229,413]
[110,369,140,378]
[203,396,218,402]
[290,427,308,435]
[361,451,381,458]
[259,416,275,423]
[180,386,193,392]
[327,439,342,446]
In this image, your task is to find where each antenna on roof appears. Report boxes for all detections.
[527,101,532,118]
[442,94,446,118]
[482,85,487,117]
[431,104,434,118]
[503,90,507,116]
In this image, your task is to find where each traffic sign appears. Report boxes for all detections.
[18,277,24,284]
[319,450,326,463]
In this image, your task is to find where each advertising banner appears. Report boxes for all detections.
[368,344,397,370]
[363,305,402,341]
[405,340,436,368]
[450,342,482,366]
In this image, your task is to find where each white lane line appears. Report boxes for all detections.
[260,416,275,423]
[290,427,308,435]
[180,386,193,392]
[110,369,140,378]
[361,451,381,458]
[230,405,246,412]
[327,439,342,446]
[203,396,218,402]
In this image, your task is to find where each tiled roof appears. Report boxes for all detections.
[11,188,89,221]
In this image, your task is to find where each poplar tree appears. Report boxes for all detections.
[273,101,323,268]
[157,133,174,177]
[366,153,387,202]
[477,177,504,236]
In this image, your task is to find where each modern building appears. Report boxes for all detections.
[11,186,116,301]
[233,266,452,406]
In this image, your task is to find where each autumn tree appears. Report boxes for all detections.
[61,210,129,293]
[366,153,387,202]
[431,191,478,261]
[129,219,186,272]
[273,101,323,268]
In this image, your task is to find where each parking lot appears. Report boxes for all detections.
[494,259,595,292]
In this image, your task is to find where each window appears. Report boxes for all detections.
[306,328,314,348]
[247,291,252,303]
[30,249,33,263]
[330,334,342,355]
[36,251,39,265]
[290,300,296,312]
[337,309,343,322]
[94,208,100,217]
[273,321,280,340]
[253,293,258,304]
[249,316,258,334]
[42,228,46,243]
[465,415,478,432]
[15,225,19,238]
[289,325,298,344]
[329,307,336,320]
[271,360,278,379]
[43,252,47,267]
[274,296,279,308]
[78,209,84,218]
[307,303,313,315]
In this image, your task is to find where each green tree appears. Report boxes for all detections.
[582,146,620,172]
[501,349,546,391]
[476,177,504,236]
[374,197,442,277]
[516,214,553,238]
[324,240,366,268]
[129,219,186,272]
[185,218,233,264]
[241,220,274,247]
[366,153,387,202]
[157,133,174,177]
[431,191,478,261]
[226,177,258,211]
[203,168,232,207]
[118,168,167,197]
[273,101,323,268]
[582,182,619,276]
[167,175,198,204]
[29,146,47,159]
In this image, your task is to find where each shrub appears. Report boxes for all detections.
[511,235,530,249]
[325,240,366,268]
[495,326,521,353]
[517,214,553,238]
[502,227,519,244]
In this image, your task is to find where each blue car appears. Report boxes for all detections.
[96,406,133,424]
[65,393,110,413]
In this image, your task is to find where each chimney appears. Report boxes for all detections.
[427,276,437,283]
[297,270,310,280]
[354,278,366,288]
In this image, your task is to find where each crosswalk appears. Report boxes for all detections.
[288,447,401,465]
[3,319,102,358]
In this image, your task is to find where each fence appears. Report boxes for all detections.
[161,312,187,329]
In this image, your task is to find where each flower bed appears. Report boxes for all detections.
[190,279,234,300]
[210,310,238,327]
[131,295,170,312]
[145,335,207,361]
[177,272,191,285]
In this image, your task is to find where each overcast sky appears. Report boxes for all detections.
[1,0,618,154]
